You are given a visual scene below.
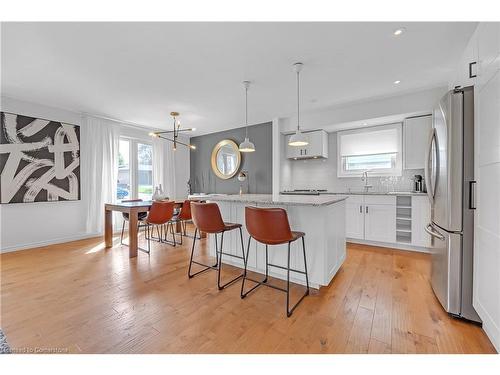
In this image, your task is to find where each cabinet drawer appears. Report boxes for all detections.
[364,195,396,205]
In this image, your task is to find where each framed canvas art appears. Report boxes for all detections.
[0,112,81,204]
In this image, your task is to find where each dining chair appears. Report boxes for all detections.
[120,199,148,246]
[171,199,201,245]
[143,200,176,254]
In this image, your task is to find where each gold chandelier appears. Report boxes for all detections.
[149,112,196,150]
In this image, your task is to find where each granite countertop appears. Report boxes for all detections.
[188,193,347,207]
[317,191,427,196]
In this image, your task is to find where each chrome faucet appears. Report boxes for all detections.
[362,171,373,192]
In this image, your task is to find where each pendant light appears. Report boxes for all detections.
[288,62,309,147]
[239,80,256,152]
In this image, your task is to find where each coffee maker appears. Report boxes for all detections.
[414,174,425,193]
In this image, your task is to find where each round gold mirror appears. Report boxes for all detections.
[211,140,241,179]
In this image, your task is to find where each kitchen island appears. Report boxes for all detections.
[189,194,347,289]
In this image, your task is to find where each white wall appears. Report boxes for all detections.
[0,96,190,252]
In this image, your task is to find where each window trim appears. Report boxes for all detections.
[336,123,402,178]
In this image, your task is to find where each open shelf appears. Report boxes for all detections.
[396,196,413,244]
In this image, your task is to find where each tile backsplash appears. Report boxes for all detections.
[281,132,425,193]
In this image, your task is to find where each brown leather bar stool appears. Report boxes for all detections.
[188,202,246,290]
[241,206,310,317]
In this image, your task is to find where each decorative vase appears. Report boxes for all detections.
[158,184,165,200]
[152,187,160,201]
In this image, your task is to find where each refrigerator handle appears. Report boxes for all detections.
[424,128,436,203]
[425,223,445,241]
[469,181,477,209]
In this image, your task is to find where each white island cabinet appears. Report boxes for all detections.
[194,194,347,289]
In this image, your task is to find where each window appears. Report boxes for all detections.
[117,138,154,201]
[117,139,131,200]
[337,124,402,177]
[137,143,153,200]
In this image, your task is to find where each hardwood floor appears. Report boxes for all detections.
[1,228,496,354]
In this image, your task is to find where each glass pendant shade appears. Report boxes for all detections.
[239,137,255,152]
[288,129,309,146]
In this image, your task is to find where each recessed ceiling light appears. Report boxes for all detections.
[394,80,401,84]
[393,28,406,36]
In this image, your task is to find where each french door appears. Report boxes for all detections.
[117,138,153,201]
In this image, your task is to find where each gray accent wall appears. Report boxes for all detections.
[190,122,272,194]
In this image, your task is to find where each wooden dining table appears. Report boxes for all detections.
[104,200,205,258]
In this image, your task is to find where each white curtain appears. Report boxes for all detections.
[152,136,176,199]
[82,115,119,234]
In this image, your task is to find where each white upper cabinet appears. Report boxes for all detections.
[286,130,328,159]
[403,115,432,170]
[477,22,500,87]
[453,29,479,88]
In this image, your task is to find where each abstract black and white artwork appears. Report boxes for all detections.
[0,112,81,204]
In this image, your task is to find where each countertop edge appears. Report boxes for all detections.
[189,194,347,207]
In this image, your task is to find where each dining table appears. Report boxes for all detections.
[104,199,205,258]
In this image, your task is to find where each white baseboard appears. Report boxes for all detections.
[347,238,431,253]
[474,299,500,353]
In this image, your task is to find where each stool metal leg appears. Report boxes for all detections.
[217,231,245,290]
[286,238,310,317]
[188,228,213,277]
[240,236,310,317]
[286,241,291,317]
[120,220,126,245]
[241,236,269,298]
[302,236,310,292]
[265,244,269,283]
[240,236,252,298]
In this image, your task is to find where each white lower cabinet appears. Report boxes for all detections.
[364,203,396,243]
[411,196,431,247]
[345,194,430,250]
[345,196,364,239]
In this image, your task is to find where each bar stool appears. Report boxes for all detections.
[143,200,177,253]
[241,206,310,317]
[188,202,246,290]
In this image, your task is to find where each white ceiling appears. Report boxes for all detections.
[1,22,476,135]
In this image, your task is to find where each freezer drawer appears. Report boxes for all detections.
[427,223,462,316]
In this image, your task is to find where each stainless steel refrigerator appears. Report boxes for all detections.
[424,86,481,322]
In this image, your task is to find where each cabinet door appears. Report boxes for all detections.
[411,196,431,247]
[346,202,364,239]
[306,130,328,158]
[404,115,432,170]
[477,22,500,87]
[456,31,479,87]
[364,204,396,243]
